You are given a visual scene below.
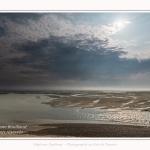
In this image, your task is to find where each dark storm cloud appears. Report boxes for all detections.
[0,27,6,36]
[20,70,42,74]
[0,13,45,23]
[12,36,91,79]
[10,35,131,81]
[10,34,150,85]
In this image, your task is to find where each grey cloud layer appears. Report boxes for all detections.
[11,36,150,82]
[0,13,150,89]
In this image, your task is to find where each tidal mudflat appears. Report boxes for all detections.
[0,90,150,137]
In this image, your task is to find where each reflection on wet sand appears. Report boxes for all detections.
[43,91,150,111]
[0,91,150,137]
[0,91,150,129]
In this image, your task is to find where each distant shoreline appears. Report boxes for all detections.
[1,90,150,93]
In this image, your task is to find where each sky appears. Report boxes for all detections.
[1,12,150,91]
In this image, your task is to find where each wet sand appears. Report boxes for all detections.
[1,123,150,137]
[43,91,150,111]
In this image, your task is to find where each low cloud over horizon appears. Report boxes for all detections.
[1,13,150,90]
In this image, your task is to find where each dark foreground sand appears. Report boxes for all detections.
[1,123,150,138]
[26,123,150,137]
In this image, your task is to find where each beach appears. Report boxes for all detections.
[1,123,150,137]
[0,91,150,137]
